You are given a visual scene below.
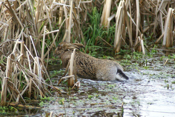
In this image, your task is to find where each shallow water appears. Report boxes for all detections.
[38,56,175,116]
[122,71,175,117]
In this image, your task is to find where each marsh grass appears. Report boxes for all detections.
[0,0,174,106]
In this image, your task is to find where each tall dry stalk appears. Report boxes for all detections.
[67,0,73,42]
[114,0,129,53]
[101,0,112,28]
[58,0,64,25]
[0,39,53,105]
[163,8,174,47]
[68,49,76,87]
[1,55,11,106]
[0,0,66,105]
[134,0,140,46]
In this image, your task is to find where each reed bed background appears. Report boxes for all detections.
[0,0,174,105]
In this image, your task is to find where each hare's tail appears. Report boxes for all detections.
[116,69,129,80]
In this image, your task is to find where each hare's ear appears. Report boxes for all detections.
[57,42,69,49]
[73,43,85,50]
[57,42,63,50]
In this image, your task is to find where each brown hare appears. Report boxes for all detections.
[55,42,129,81]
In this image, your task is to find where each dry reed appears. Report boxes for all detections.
[0,0,174,105]
[111,0,174,53]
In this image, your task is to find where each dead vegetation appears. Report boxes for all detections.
[0,0,174,105]
[108,0,175,53]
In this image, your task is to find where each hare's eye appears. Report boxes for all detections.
[57,45,62,50]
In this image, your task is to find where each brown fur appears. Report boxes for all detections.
[55,42,129,81]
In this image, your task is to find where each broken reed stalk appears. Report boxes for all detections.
[30,36,38,57]
[135,0,140,46]
[155,33,164,44]
[62,4,69,42]
[35,0,41,24]
[124,1,133,47]
[41,26,46,62]
[43,0,55,42]
[9,102,41,109]
[63,0,73,43]
[107,14,115,30]
[61,0,90,43]
[114,0,127,53]
[101,0,112,28]
[20,41,24,65]
[68,0,73,43]
[1,77,8,106]
[163,8,174,47]
[0,39,53,105]
[140,34,145,54]
[114,1,123,52]
[153,0,159,35]
[58,0,64,25]
[68,49,76,87]
[1,56,11,105]
[44,19,65,59]
[33,57,42,89]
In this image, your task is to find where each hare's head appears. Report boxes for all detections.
[55,42,84,57]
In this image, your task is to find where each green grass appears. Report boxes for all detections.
[0,56,6,91]
[0,106,17,115]
[59,98,65,105]
[82,7,116,56]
